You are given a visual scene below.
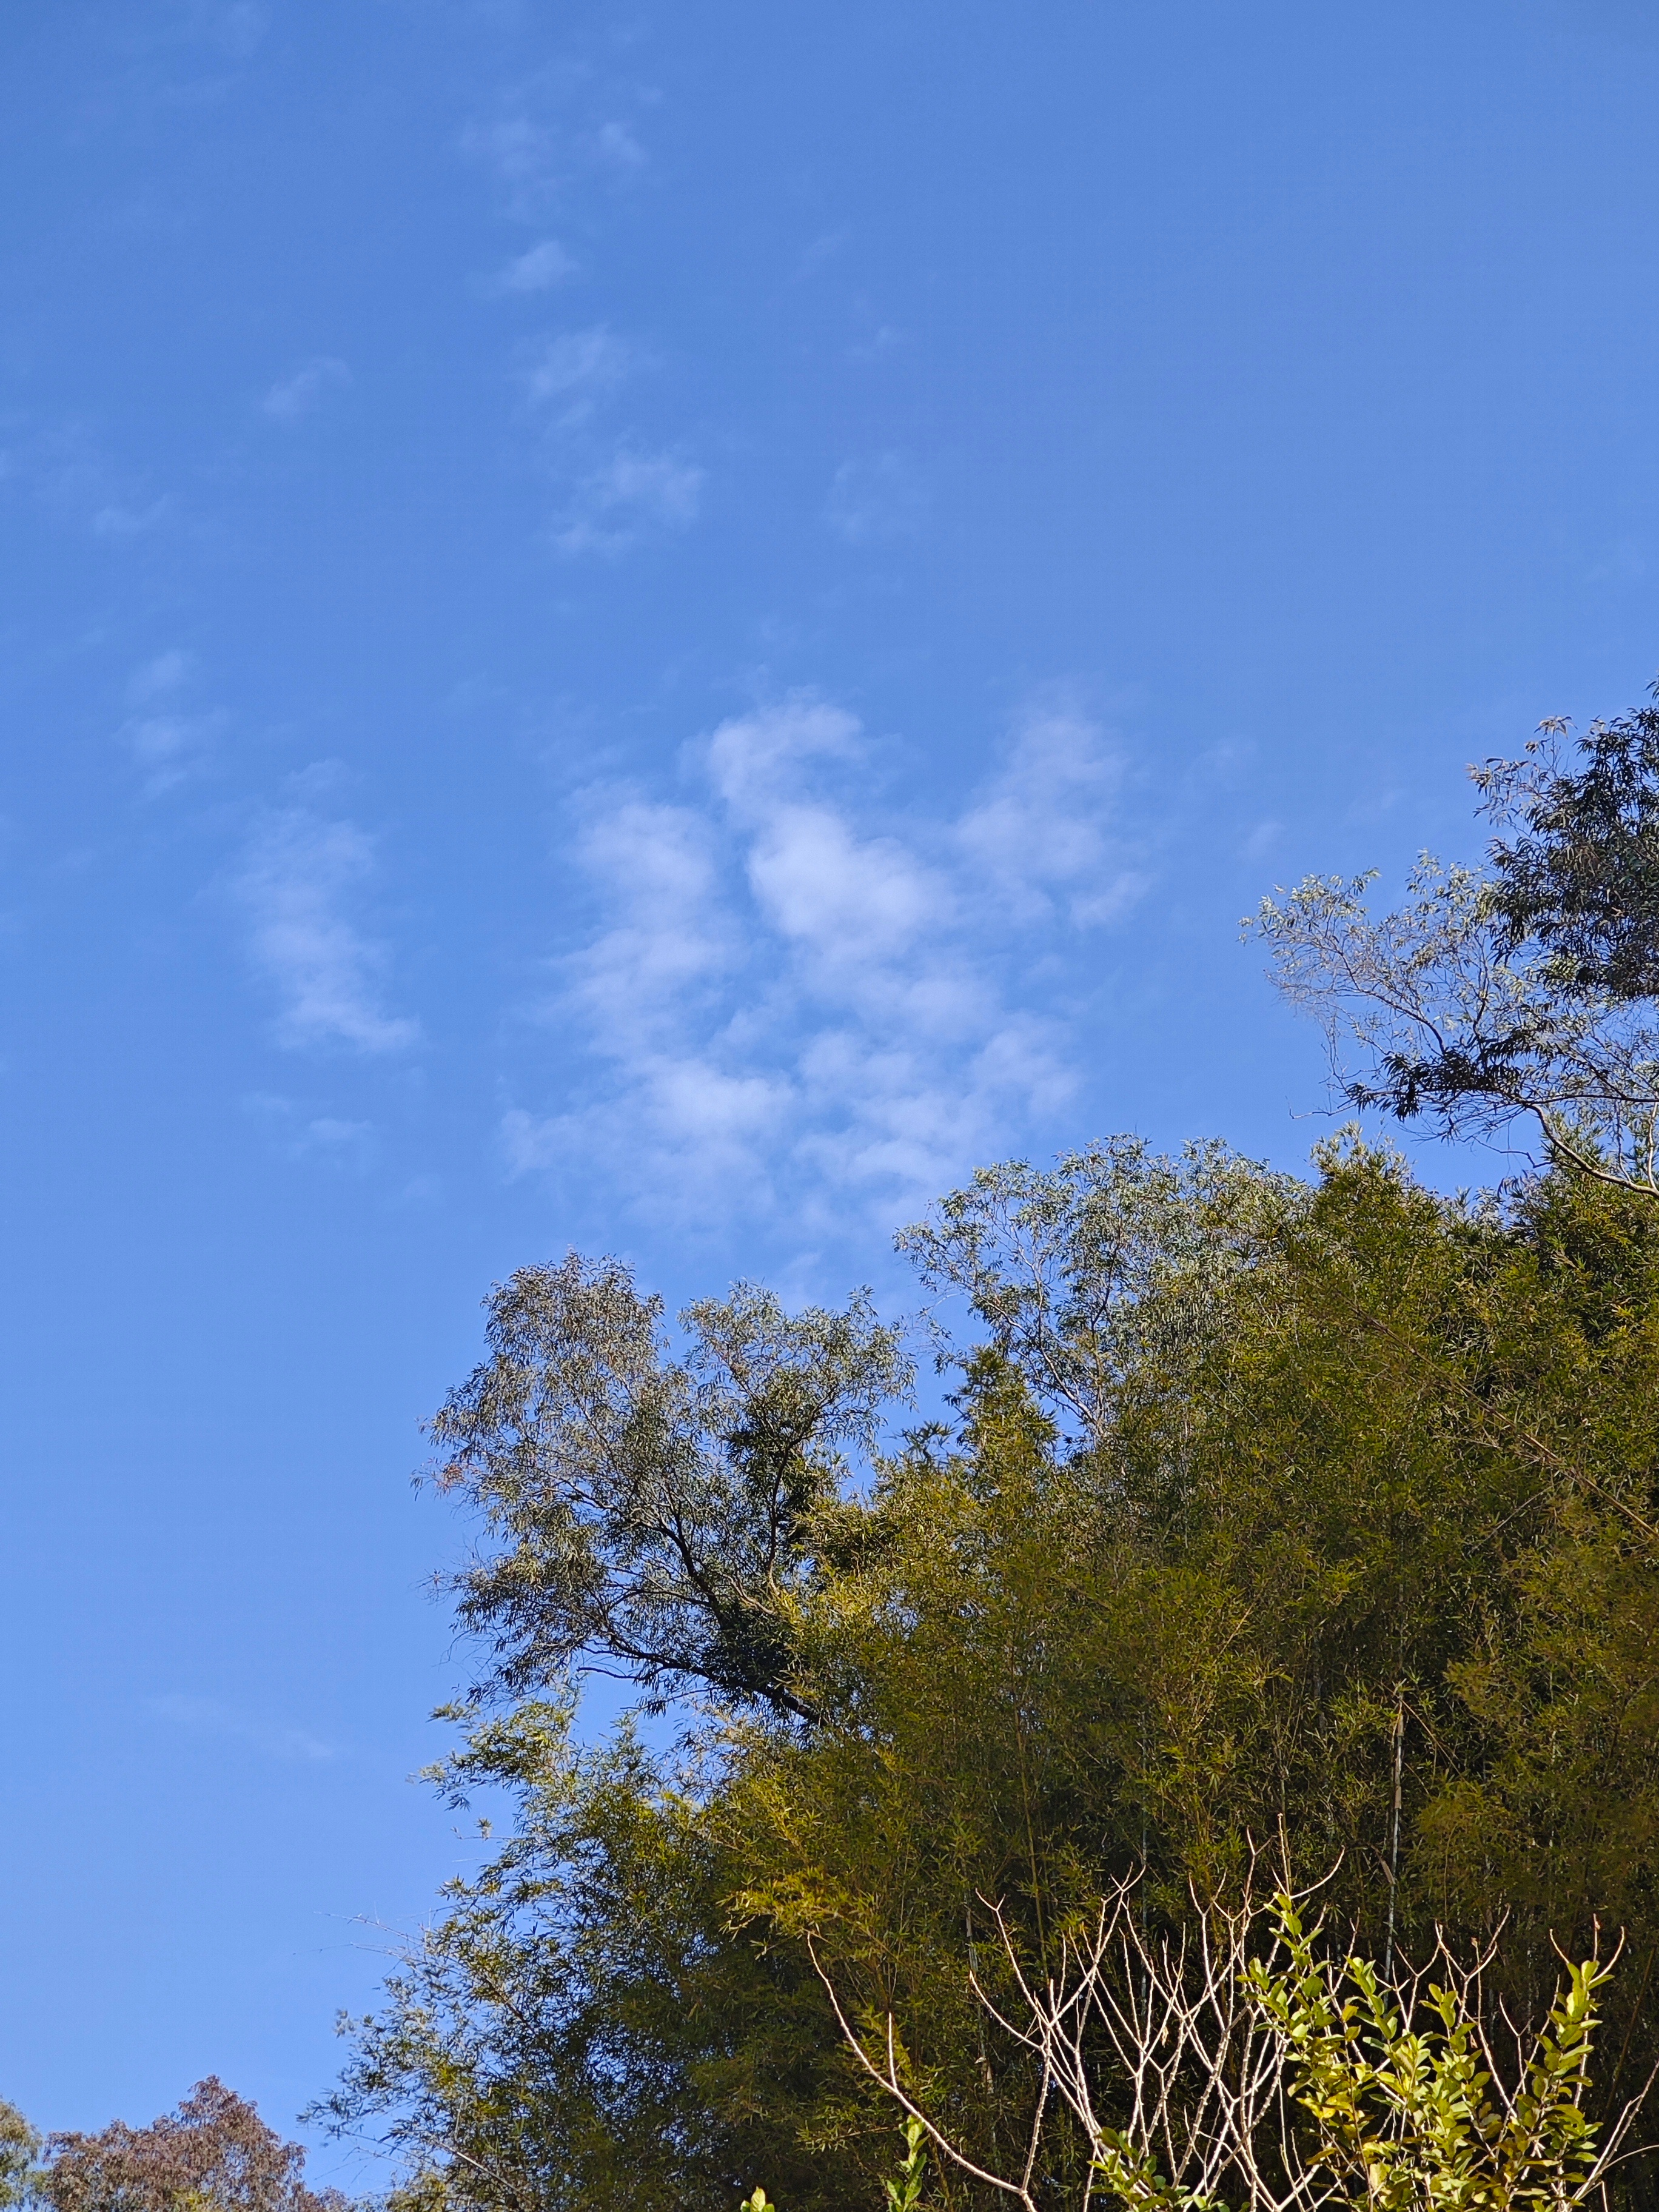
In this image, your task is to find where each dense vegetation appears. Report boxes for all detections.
[14,688,1659,2212]
[306,1136,1659,2211]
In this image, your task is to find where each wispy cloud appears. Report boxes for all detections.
[463,109,565,216]
[957,692,1147,923]
[262,355,352,423]
[512,327,700,551]
[489,238,577,293]
[241,1091,377,1165]
[825,451,927,542]
[510,692,1141,1227]
[91,495,170,538]
[592,119,647,171]
[147,1694,337,1763]
[464,69,688,560]
[192,1,267,58]
[552,446,703,555]
[521,325,635,421]
[2,421,172,541]
[233,796,419,1053]
[462,74,652,216]
[155,1,268,59]
[115,0,269,75]
[117,648,223,794]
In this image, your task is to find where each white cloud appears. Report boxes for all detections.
[262,355,352,423]
[199,1,267,58]
[705,694,861,809]
[563,800,734,1050]
[514,692,1141,1225]
[241,1092,377,1164]
[522,326,635,421]
[825,451,927,542]
[128,648,195,705]
[551,446,703,555]
[91,497,170,538]
[164,1,267,57]
[957,693,1146,923]
[748,805,945,963]
[122,711,220,785]
[462,87,650,216]
[234,802,419,1053]
[491,238,577,293]
[593,119,647,170]
[117,648,222,794]
[464,111,558,199]
[6,422,172,542]
[511,317,703,558]
[218,2,267,53]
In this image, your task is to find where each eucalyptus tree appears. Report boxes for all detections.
[430,1256,911,1723]
[896,1134,1299,1453]
[35,2082,340,2212]
[1,2104,38,2212]
[1252,682,1659,1196]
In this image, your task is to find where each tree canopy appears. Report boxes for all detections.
[1252,683,1659,1198]
[317,1133,1659,2210]
[10,2083,340,2212]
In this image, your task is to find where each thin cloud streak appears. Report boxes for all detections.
[490,238,577,293]
[234,803,419,1054]
[521,326,635,420]
[825,451,928,542]
[262,356,351,423]
[147,1694,337,1764]
[118,648,223,794]
[516,326,702,554]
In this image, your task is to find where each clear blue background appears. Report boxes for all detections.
[2,0,1657,2180]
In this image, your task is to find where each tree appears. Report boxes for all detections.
[1484,688,1659,1002]
[1250,682,1659,1196]
[310,1706,848,2212]
[429,1256,910,1724]
[333,1145,1659,2210]
[1,2103,40,2212]
[36,2081,341,2212]
[894,1136,1299,1452]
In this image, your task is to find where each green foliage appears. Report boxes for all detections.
[882,2119,928,2212]
[733,2120,926,2212]
[895,1134,1301,1449]
[311,1703,850,2212]
[1250,683,1659,1198]
[1,2102,41,2212]
[330,1140,1659,2210]
[824,1882,1638,2212]
[1483,685,1659,1004]
[1247,1899,1618,2212]
[429,1255,910,1722]
[1088,2131,1222,2212]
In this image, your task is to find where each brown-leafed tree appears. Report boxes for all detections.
[37,2080,344,2212]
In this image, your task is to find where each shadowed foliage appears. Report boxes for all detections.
[36,2082,341,2212]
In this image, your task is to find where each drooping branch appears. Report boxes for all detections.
[1251,692,1659,1201]
[430,1255,912,1721]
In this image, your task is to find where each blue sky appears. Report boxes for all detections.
[3,0,1658,2176]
